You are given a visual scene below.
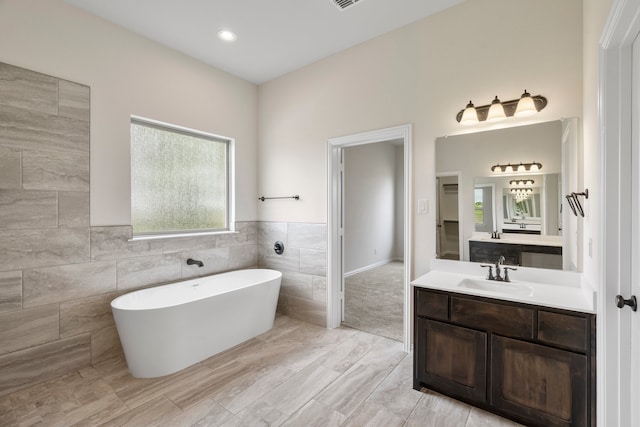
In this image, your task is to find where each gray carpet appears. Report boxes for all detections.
[342,261,404,342]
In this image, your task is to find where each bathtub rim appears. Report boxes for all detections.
[111,268,282,312]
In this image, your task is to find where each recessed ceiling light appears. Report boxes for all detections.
[217,29,237,42]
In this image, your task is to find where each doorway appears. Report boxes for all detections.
[435,172,463,260]
[327,124,412,352]
[341,142,405,341]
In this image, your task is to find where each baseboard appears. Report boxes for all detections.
[344,258,402,277]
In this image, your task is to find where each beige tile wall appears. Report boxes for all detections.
[258,222,327,326]
[0,62,259,396]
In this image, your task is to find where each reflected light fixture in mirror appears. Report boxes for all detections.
[455,90,547,124]
[510,179,535,186]
[510,188,533,194]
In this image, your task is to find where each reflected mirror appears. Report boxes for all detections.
[436,119,580,271]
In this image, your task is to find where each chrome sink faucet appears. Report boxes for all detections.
[481,255,517,282]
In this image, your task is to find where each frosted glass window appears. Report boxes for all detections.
[131,118,231,236]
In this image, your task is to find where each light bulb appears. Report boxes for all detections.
[486,96,506,122]
[515,90,537,117]
[460,101,479,125]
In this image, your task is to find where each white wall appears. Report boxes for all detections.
[582,0,614,289]
[344,142,401,273]
[258,0,583,278]
[394,144,405,259]
[0,0,259,225]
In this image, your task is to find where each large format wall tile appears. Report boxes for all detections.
[0,271,21,313]
[0,62,58,115]
[0,304,59,355]
[0,227,90,272]
[0,147,21,189]
[23,261,116,307]
[116,253,182,291]
[280,272,313,299]
[259,222,288,245]
[60,291,120,338]
[0,333,91,397]
[217,222,258,248]
[91,226,164,261]
[288,223,327,251]
[299,249,327,277]
[58,79,90,122]
[0,189,58,229]
[58,191,90,228]
[312,276,327,304]
[259,245,300,272]
[160,234,217,254]
[181,247,231,279]
[0,105,89,155]
[229,245,258,270]
[22,150,89,191]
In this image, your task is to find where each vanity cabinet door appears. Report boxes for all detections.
[491,335,587,427]
[415,318,487,403]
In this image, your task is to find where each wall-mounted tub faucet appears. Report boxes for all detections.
[187,258,204,267]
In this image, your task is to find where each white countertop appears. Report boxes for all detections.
[411,259,595,314]
[469,233,563,247]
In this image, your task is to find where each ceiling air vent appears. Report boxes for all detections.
[331,0,363,11]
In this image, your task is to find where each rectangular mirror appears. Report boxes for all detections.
[436,119,580,271]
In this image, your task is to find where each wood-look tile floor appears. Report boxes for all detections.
[0,315,522,427]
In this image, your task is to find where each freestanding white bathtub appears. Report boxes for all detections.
[111,268,282,378]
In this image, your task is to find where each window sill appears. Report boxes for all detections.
[128,230,238,242]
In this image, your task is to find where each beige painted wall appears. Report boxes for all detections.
[258,0,583,277]
[0,0,259,225]
[582,0,614,289]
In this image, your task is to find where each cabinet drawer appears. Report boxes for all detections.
[451,297,534,339]
[538,311,588,352]
[415,289,448,320]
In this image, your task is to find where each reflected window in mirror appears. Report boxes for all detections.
[474,185,495,233]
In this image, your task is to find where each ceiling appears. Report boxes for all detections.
[64,0,463,84]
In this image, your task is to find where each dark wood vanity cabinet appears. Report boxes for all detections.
[414,288,596,427]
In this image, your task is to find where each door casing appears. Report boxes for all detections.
[327,124,412,352]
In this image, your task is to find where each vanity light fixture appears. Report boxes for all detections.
[509,179,535,186]
[491,161,542,173]
[456,90,547,124]
[217,29,237,42]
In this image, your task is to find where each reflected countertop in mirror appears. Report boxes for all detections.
[468,233,562,248]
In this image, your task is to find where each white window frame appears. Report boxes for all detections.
[129,115,235,240]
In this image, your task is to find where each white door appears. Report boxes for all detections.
[601,2,640,424]
[628,32,640,425]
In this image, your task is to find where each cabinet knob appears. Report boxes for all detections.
[615,295,637,311]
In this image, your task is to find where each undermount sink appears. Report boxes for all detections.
[457,278,533,296]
